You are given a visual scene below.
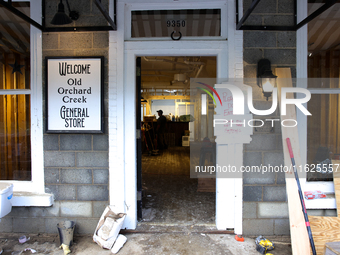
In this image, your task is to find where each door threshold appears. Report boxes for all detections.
[120,222,234,234]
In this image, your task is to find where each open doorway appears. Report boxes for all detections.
[138,56,217,225]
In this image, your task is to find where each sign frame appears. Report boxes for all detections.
[45,56,104,133]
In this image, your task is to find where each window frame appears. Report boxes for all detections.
[124,1,228,41]
[0,0,49,205]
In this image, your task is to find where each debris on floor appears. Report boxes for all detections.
[93,205,127,253]
[111,234,127,254]
[18,236,30,244]
[22,248,37,253]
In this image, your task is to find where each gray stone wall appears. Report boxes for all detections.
[242,0,296,236]
[2,0,110,234]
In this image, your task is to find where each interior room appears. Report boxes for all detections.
[307,2,340,182]
[139,56,217,225]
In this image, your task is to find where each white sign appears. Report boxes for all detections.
[46,57,103,132]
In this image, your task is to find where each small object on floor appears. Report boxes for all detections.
[255,235,274,254]
[18,235,30,243]
[23,248,37,253]
[111,234,127,254]
[0,247,2,254]
[235,235,244,242]
[59,244,71,255]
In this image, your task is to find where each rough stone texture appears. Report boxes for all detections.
[44,151,75,167]
[76,152,108,167]
[75,218,100,235]
[243,171,276,185]
[60,33,93,50]
[274,219,290,235]
[244,32,276,48]
[264,49,296,65]
[93,135,109,151]
[93,169,109,184]
[243,151,262,167]
[43,135,59,150]
[13,218,45,233]
[243,49,263,65]
[243,202,257,219]
[42,33,59,50]
[60,135,92,151]
[45,185,77,200]
[93,201,109,218]
[263,186,287,201]
[258,202,289,218]
[44,168,60,184]
[243,186,263,202]
[60,169,93,184]
[277,32,296,47]
[60,201,92,217]
[263,151,285,167]
[77,185,109,201]
[278,0,295,13]
[93,32,109,49]
[243,219,274,236]
[243,0,277,14]
[44,217,67,234]
[0,217,13,232]
[245,134,278,151]
[58,185,77,200]
[263,15,295,26]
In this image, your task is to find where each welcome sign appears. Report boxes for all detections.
[46,57,104,133]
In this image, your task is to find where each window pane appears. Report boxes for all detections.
[131,9,221,38]
[0,2,31,181]
[307,94,340,181]
[0,1,30,90]
[0,94,31,181]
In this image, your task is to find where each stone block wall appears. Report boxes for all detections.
[2,0,110,234]
[242,0,296,236]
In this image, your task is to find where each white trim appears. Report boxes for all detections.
[109,0,126,213]
[123,41,230,230]
[109,0,243,230]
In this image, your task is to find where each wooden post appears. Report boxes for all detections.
[276,67,311,255]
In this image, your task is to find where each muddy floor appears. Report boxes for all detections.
[0,230,291,255]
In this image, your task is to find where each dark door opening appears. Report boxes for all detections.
[137,56,217,225]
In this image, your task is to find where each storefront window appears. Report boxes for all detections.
[0,2,31,181]
[307,91,339,181]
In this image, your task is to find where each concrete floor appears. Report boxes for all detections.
[0,231,292,255]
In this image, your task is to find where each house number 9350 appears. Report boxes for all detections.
[167,20,186,27]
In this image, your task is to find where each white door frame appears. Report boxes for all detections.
[109,0,244,231]
[123,41,234,230]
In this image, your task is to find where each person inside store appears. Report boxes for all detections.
[156,110,168,150]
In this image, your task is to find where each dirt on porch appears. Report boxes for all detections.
[0,226,292,255]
